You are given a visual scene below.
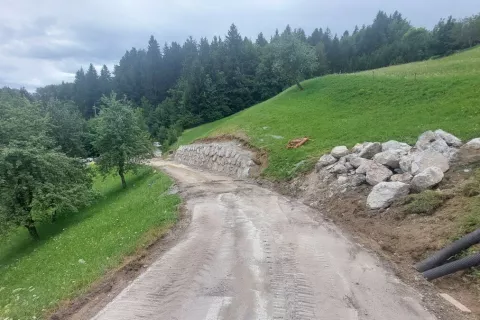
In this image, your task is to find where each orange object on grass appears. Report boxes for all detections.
[286,137,309,149]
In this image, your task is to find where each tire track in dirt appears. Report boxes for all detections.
[89,160,438,320]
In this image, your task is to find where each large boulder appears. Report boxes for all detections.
[458,138,480,164]
[390,172,413,183]
[349,174,367,187]
[331,146,349,158]
[399,154,414,173]
[435,129,462,147]
[424,138,450,155]
[355,159,374,174]
[359,142,382,159]
[352,143,365,153]
[350,155,368,169]
[415,131,437,150]
[410,150,449,175]
[382,140,412,152]
[411,167,444,191]
[337,155,347,164]
[365,162,394,186]
[367,182,410,209]
[343,153,359,162]
[415,130,458,160]
[373,149,406,168]
[464,138,480,150]
[345,162,354,171]
[334,173,366,188]
[316,154,337,171]
[331,163,348,174]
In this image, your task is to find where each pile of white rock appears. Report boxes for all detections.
[315,129,480,210]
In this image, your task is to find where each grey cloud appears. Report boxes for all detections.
[9,43,91,60]
[0,0,478,90]
[0,17,55,42]
[0,64,17,74]
[0,25,14,42]
[70,26,148,61]
[0,76,28,90]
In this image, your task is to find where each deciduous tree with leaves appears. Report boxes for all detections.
[272,33,318,90]
[92,93,153,188]
[0,89,94,239]
[42,99,88,158]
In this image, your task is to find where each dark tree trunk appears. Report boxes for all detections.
[25,219,40,240]
[295,79,304,90]
[51,210,58,222]
[119,165,127,189]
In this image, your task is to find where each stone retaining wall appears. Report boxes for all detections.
[174,141,260,178]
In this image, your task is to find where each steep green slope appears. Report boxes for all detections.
[177,47,480,179]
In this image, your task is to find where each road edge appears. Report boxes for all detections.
[49,169,190,320]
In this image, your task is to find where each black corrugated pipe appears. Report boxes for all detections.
[422,252,480,281]
[415,229,480,272]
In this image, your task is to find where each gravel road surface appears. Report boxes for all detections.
[92,160,436,320]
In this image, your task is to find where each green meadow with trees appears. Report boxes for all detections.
[36,11,480,148]
[1,9,480,319]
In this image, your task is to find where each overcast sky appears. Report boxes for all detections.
[0,0,478,91]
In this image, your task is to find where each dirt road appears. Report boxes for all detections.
[92,160,437,320]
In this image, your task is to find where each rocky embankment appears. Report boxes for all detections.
[312,129,480,210]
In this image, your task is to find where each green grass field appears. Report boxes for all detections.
[0,168,180,320]
[177,46,480,180]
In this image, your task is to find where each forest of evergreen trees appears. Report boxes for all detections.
[34,11,480,147]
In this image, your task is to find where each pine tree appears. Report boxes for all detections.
[225,24,243,58]
[432,16,457,55]
[256,32,268,47]
[294,28,307,42]
[85,63,99,118]
[224,24,250,111]
[145,35,163,104]
[308,28,323,46]
[199,37,211,66]
[272,29,280,42]
[315,42,329,75]
[74,68,87,117]
[98,65,112,106]
[282,25,292,36]
[328,35,341,72]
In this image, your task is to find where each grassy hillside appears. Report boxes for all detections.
[177,46,480,179]
[0,168,180,319]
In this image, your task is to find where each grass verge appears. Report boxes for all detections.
[0,167,180,320]
[177,46,480,180]
[403,190,450,215]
